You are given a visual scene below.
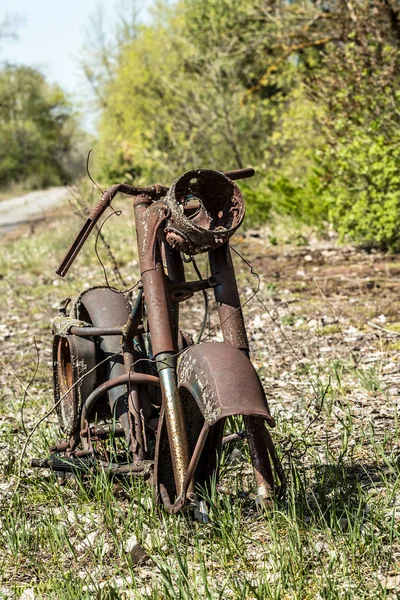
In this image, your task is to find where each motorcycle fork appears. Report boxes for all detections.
[209,243,279,503]
[134,197,192,500]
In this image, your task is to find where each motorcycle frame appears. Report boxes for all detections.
[46,169,284,513]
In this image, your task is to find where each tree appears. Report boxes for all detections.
[0,65,84,189]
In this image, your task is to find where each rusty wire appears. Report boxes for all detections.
[94,208,142,295]
[190,256,209,343]
[86,149,104,195]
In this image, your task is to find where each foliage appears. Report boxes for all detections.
[298,0,400,249]
[92,1,301,212]
[0,65,85,190]
[86,0,400,246]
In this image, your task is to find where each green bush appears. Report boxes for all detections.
[319,130,400,251]
[240,184,271,227]
[266,174,326,225]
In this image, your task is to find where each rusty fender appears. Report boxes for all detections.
[177,342,275,427]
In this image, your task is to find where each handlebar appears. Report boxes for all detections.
[223,168,255,181]
[56,167,255,277]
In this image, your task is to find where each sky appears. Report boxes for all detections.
[0,0,153,131]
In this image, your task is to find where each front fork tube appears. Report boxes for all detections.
[156,353,192,499]
[141,258,191,499]
[135,198,191,501]
[209,243,278,502]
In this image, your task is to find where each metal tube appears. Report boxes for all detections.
[209,244,249,349]
[157,354,191,497]
[141,264,175,355]
[124,350,145,459]
[69,326,124,337]
[244,416,274,505]
[123,290,143,344]
[161,235,185,341]
[182,421,210,498]
[80,372,160,435]
[159,421,210,514]
[69,325,144,337]
[210,243,279,505]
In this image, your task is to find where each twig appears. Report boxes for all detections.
[313,277,361,366]
[367,321,400,337]
[21,338,40,436]
[0,357,36,402]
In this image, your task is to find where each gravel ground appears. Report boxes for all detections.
[0,187,70,233]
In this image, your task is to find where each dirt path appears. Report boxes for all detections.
[0,187,70,233]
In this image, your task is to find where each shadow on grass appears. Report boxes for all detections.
[286,459,400,530]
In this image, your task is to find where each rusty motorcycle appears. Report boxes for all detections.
[32,167,285,517]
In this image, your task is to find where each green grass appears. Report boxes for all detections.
[1,193,400,598]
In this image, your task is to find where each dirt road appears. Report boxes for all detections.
[0,187,70,234]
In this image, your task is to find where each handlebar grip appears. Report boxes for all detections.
[56,186,117,277]
[56,217,97,277]
[223,168,255,180]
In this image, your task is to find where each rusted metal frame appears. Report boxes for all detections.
[72,288,133,452]
[209,243,249,349]
[245,416,275,505]
[122,289,144,344]
[159,421,211,514]
[222,431,246,446]
[123,349,143,458]
[134,196,174,354]
[79,372,160,451]
[121,289,147,459]
[50,425,125,454]
[167,276,218,303]
[69,325,144,337]
[134,195,192,500]
[32,455,153,478]
[159,231,185,344]
[56,170,253,278]
[209,242,277,502]
[87,423,128,441]
[156,357,192,499]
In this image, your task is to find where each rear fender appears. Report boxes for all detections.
[177,342,275,427]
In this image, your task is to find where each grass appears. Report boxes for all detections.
[1,193,400,598]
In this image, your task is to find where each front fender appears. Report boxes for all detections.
[177,342,275,427]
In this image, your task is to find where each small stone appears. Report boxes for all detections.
[227,447,243,465]
[128,543,151,566]
[308,319,318,329]
[76,531,97,553]
[101,542,112,557]
[379,574,400,590]
[124,533,138,553]
[314,541,328,554]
